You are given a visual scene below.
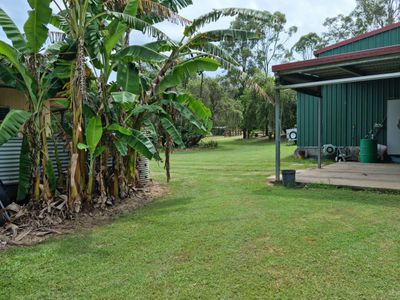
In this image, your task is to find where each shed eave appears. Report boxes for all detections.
[273,46,400,97]
[272,45,400,73]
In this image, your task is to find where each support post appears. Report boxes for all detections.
[275,89,281,181]
[318,97,323,169]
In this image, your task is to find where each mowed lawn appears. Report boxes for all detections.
[1,137,400,299]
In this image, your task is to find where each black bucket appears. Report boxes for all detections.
[0,180,11,225]
[282,170,296,187]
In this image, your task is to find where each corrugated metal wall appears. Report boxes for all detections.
[318,26,400,57]
[297,78,400,147]
[0,138,70,185]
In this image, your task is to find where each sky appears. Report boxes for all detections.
[1,0,356,47]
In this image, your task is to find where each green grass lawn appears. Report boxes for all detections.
[1,137,400,299]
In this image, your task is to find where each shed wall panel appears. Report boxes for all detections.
[297,78,400,147]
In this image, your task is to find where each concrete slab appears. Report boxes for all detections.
[294,162,400,191]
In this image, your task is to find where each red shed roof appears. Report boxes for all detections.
[314,21,400,56]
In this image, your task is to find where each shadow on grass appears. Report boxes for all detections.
[54,234,111,257]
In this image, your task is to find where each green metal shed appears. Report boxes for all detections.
[272,22,400,181]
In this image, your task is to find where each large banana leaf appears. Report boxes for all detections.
[0,61,24,91]
[160,117,184,148]
[107,123,133,136]
[164,91,211,121]
[0,41,36,102]
[104,20,127,57]
[109,12,172,41]
[49,14,69,32]
[123,129,158,160]
[117,62,140,95]
[0,110,31,147]
[143,119,158,142]
[16,136,32,202]
[124,0,139,15]
[188,41,239,66]
[191,29,260,43]
[163,92,210,132]
[148,0,193,12]
[168,100,207,132]
[132,104,166,116]
[143,40,176,52]
[111,91,139,109]
[0,8,26,52]
[184,8,270,36]
[104,0,138,56]
[180,96,212,121]
[114,139,129,156]
[157,58,219,93]
[86,116,103,155]
[24,0,52,53]
[114,45,166,63]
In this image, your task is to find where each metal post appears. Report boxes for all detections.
[275,89,281,181]
[318,97,323,169]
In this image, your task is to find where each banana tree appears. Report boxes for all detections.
[0,2,61,202]
[108,89,210,183]
[50,0,188,201]
[49,2,271,200]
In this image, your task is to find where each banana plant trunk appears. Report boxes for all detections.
[40,110,53,203]
[69,85,83,210]
[86,155,95,202]
[69,46,85,210]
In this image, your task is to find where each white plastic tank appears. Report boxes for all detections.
[137,155,150,186]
